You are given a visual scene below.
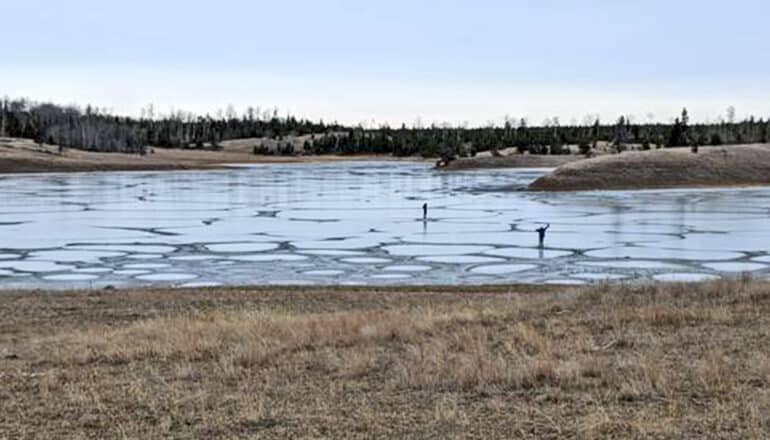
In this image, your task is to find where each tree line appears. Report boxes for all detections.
[1,97,768,159]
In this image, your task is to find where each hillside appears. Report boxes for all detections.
[529,144,770,191]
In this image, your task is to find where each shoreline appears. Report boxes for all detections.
[437,152,581,171]
[0,138,426,175]
[0,153,425,175]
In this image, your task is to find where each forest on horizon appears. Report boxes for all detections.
[2,96,769,159]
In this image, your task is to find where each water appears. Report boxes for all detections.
[1,161,770,288]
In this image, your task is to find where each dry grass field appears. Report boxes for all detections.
[0,138,412,174]
[530,144,770,191]
[2,280,770,438]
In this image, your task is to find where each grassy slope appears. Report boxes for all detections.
[0,138,413,174]
[2,281,770,438]
[530,144,770,191]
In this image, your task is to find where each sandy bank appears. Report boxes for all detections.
[0,138,420,174]
[529,144,770,191]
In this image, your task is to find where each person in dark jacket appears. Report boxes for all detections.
[536,224,550,247]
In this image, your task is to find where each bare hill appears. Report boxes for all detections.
[529,144,770,191]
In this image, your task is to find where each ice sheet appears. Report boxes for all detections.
[1,162,768,287]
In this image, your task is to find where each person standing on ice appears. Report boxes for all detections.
[536,224,550,248]
[422,203,428,221]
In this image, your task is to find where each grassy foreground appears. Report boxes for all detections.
[2,281,770,439]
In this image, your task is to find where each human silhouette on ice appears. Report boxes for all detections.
[536,224,550,247]
[422,203,428,220]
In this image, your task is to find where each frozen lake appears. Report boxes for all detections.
[1,161,770,288]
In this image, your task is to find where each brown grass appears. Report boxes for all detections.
[529,144,770,191]
[0,138,419,174]
[2,281,770,438]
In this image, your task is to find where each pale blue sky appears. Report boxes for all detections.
[3,0,769,125]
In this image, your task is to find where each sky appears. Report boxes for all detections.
[3,0,770,126]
